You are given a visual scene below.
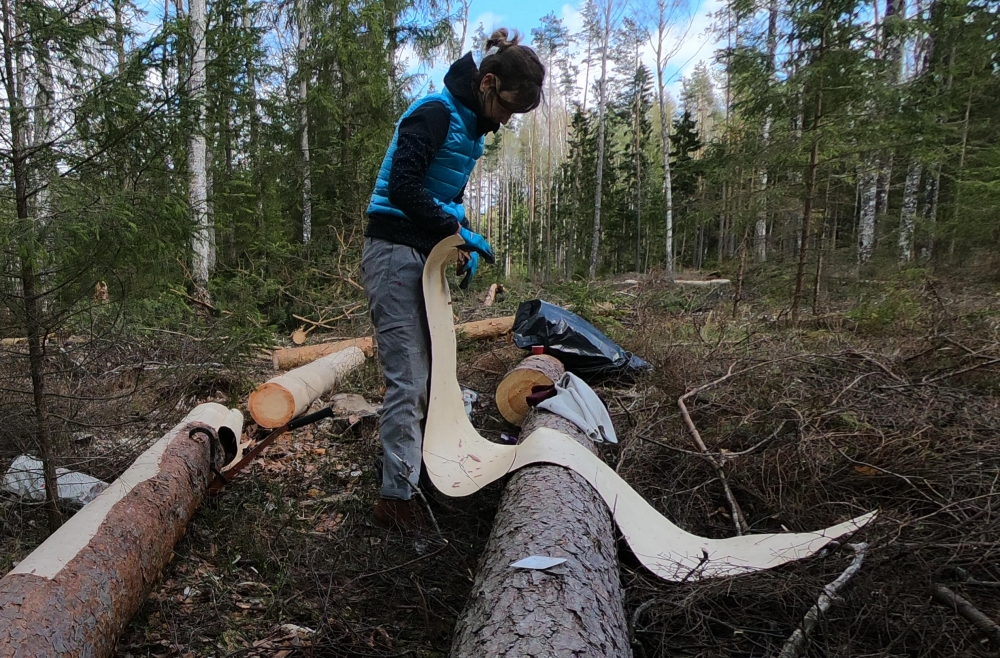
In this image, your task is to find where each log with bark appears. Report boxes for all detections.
[0,403,237,657]
[451,408,632,657]
[454,315,515,340]
[272,336,374,370]
[249,346,366,428]
[270,316,513,371]
[494,354,565,425]
[673,279,731,286]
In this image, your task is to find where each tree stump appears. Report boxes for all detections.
[451,409,631,657]
[495,355,566,426]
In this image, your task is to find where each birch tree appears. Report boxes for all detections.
[297,0,312,244]
[648,0,692,277]
[188,0,212,298]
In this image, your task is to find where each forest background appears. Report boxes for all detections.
[1,0,998,531]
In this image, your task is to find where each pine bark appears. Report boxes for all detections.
[450,409,631,658]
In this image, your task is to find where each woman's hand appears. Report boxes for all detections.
[457,251,480,290]
[457,227,496,263]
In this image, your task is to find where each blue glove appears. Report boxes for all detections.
[458,227,496,264]
[457,251,479,290]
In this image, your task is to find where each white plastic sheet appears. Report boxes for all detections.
[3,456,108,506]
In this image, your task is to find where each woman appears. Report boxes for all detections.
[362,29,545,533]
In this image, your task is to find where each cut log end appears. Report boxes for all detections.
[495,354,566,425]
[248,382,296,428]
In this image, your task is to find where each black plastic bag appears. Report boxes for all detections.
[512,300,651,381]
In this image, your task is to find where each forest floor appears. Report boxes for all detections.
[3,261,1000,658]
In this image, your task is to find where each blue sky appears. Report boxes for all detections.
[404,0,725,100]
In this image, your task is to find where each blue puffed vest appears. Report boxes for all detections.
[367,89,485,225]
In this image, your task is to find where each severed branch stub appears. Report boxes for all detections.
[677,363,749,535]
[777,542,869,658]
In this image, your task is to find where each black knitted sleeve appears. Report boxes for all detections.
[387,101,461,237]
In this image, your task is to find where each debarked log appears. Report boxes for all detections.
[451,409,631,658]
[249,346,366,428]
[0,403,238,658]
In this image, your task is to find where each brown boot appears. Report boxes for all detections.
[372,497,430,536]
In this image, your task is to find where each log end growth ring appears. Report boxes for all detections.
[495,354,566,425]
[248,382,296,428]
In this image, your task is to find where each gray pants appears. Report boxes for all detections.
[361,237,431,500]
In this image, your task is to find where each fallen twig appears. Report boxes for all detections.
[778,543,868,658]
[931,583,1000,648]
[677,363,748,535]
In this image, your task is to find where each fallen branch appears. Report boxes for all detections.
[677,363,748,535]
[931,583,1000,648]
[673,279,730,286]
[778,543,869,658]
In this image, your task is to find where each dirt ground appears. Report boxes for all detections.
[4,266,1000,657]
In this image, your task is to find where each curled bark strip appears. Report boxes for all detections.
[931,584,1000,648]
[0,406,233,657]
[777,543,869,658]
[422,235,876,582]
[677,364,749,535]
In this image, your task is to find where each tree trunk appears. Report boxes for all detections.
[922,162,940,258]
[2,0,62,534]
[450,409,631,658]
[791,22,825,322]
[857,157,878,264]
[187,0,211,298]
[898,159,921,262]
[0,406,235,657]
[755,0,778,263]
[297,0,312,244]
[588,1,613,280]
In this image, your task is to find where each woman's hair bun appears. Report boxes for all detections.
[486,28,520,51]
